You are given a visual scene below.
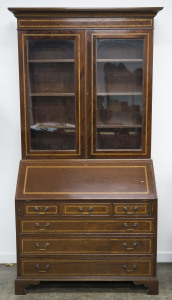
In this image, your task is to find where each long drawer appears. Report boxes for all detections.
[21,258,153,277]
[21,237,153,255]
[20,219,154,234]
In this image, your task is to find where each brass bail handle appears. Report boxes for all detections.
[123,206,138,215]
[122,264,137,273]
[35,242,50,251]
[123,242,138,250]
[34,206,49,215]
[78,206,94,214]
[35,264,50,273]
[123,222,138,231]
[35,223,50,231]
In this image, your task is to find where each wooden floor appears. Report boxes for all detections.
[0,263,171,299]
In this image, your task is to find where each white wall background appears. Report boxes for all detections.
[0,0,171,263]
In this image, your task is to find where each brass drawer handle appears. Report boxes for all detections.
[35,264,50,273]
[35,223,50,231]
[34,206,49,215]
[78,207,94,213]
[123,222,138,231]
[35,242,50,251]
[122,264,137,273]
[123,242,138,250]
[123,206,138,215]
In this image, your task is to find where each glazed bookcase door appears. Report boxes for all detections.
[19,31,84,159]
[88,31,152,158]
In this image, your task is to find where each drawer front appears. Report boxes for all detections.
[113,203,152,217]
[21,220,154,233]
[21,237,153,255]
[24,203,59,216]
[21,258,153,277]
[62,203,111,216]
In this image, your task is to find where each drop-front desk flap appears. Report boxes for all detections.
[16,159,157,200]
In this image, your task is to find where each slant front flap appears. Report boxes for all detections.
[16,159,157,200]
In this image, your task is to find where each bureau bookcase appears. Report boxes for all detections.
[9,7,162,295]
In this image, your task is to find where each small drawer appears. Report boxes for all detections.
[21,237,153,255]
[20,219,154,234]
[21,258,153,277]
[24,203,59,216]
[113,203,153,217]
[62,203,111,216]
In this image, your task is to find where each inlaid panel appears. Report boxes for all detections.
[113,203,152,217]
[62,203,111,216]
[21,258,153,277]
[24,203,59,216]
[21,237,153,255]
[21,219,154,233]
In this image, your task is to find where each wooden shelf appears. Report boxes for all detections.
[30,93,75,97]
[97,124,142,129]
[97,59,143,62]
[31,127,76,130]
[31,123,76,131]
[29,59,75,63]
[97,92,142,96]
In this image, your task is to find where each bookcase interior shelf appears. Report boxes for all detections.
[29,59,75,63]
[30,93,75,96]
[97,59,143,62]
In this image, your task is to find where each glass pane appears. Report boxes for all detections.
[28,40,74,60]
[96,39,143,150]
[28,39,76,151]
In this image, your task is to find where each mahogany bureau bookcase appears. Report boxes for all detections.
[8,7,163,295]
